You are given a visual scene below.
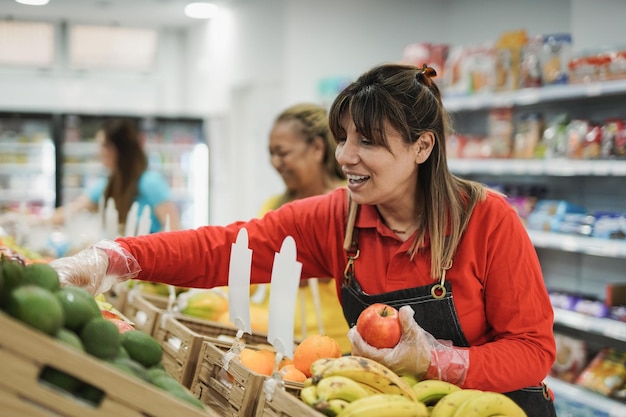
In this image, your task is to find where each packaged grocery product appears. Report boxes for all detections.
[591,211,626,240]
[542,113,570,158]
[540,33,572,85]
[494,29,528,92]
[548,290,581,311]
[601,119,626,157]
[519,35,544,88]
[513,112,544,158]
[566,119,602,159]
[573,297,609,318]
[550,334,589,383]
[527,200,588,232]
[487,107,514,158]
[575,348,626,401]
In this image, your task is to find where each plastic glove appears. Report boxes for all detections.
[348,305,469,385]
[49,240,141,296]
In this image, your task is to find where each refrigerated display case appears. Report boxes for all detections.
[0,112,56,217]
[60,114,209,231]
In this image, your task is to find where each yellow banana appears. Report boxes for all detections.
[429,389,484,417]
[411,379,461,406]
[316,375,373,402]
[300,385,320,406]
[336,394,428,417]
[400,373,420,387]
[313,356,417,401]
[451,391,527,417]
[314,398,351,417]
[310,357,337,377]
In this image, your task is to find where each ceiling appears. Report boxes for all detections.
[2,0,233,28]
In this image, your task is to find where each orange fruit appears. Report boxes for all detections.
[293,334,342,378]
[279,364,307,383]
[239,348,274,376]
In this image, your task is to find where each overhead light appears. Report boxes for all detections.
[15,0,50,5]
[185,2,219,19]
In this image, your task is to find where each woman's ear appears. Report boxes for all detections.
[311,136,326,161]
[415,132,434,164]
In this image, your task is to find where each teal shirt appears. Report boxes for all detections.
[87,171,172,233]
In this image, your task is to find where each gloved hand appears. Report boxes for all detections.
[49,240,141,296]
[348,305,469,385]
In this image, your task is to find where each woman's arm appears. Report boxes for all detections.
[154,200,181,231]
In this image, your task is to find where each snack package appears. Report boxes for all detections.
[513,112,544,158]
[487,107,514,158]
[575,348,626,400]
[494,29,528,92]
[540,33,572,85]
[519,34,544,88]
[550,334,589,383]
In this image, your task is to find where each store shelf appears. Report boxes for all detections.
[0,190,55,203]
[545,375,626,417]
[443,79,626,111]
[553,308,626,342]
[448,158,626,177]
[528,230,626,259]
[0,164,51,175]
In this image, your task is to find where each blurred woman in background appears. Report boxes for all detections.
[256,102,350,352]
[49,118,181,233]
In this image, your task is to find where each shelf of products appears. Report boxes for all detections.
[0,114,56,214]
[448,158,626,176]
[446,79,626,415]
[546,375,626,417]
[443,79,626,112]
[553,308,626,342]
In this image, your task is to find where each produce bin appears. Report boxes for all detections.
[152,312,270,388]
[120,290,170,335]
[254,383,324,417]
[189,340,284,417]
[0,312,217,417]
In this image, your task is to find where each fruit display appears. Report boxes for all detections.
[299,355,528,417]
[0,255,207,412]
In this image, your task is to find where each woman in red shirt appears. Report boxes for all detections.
[51,64,556,416]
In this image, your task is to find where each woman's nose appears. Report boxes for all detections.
[336,139,358,166]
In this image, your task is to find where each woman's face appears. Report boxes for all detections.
[96,129,117,171]
[335,115,421,209]
[268,120,322,192]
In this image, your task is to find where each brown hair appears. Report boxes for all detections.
[101,118,148,226]
[329,63,486,279]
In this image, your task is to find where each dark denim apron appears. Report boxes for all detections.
[340,230,556,417]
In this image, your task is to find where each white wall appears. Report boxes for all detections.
[3,0,626,226]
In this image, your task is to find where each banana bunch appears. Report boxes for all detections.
[425,385,528,417]
[299,355,420,416]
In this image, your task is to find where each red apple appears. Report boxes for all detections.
[356,303,402,349]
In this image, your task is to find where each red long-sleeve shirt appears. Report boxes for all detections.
[116,187,555,392]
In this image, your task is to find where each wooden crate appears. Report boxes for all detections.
[152,313,270,389]
[0,312,218,417]
[254,384,325,417]
[120,291,170,335]
[189,341,269,417]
